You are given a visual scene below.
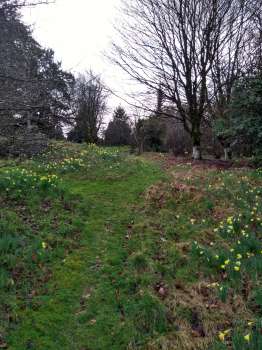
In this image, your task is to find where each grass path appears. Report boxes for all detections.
[4,147,262,349]
[8,160,166,349]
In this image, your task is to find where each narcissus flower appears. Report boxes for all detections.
[227,217,233,224]
[218,332,225,341]
[218,329,230,341]
[244,334,250,342]
[208,282,219,288]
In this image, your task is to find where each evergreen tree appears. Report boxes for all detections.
[104,107,132,146]
[215,75,262,158]
[231,76,262,154]
[0,3,74,139]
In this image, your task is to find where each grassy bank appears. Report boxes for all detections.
[0,142,261,349]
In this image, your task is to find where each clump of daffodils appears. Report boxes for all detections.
[0,168,61,197]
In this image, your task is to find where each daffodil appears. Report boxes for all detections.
[244,334,250,342]
[218,329,230,342]
[210,282,219,288]
[218,332,225,341]
[234,266,240,271]
[227,217,233,224]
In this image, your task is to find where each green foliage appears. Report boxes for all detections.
[213,118,234,143]
[215,75,262,156]
[104,106,132,146]
[0,2,74,140]
[252,154,262,168]
[231,76,262,153]
[143,117,167,152]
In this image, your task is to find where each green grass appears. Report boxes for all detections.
[0,142,262,349]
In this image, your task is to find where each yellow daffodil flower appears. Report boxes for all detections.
[218,332,225,341]
[244,334,250,342]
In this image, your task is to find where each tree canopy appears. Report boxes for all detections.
[104,106,132,146]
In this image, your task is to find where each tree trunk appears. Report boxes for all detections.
[192,145,201,160]
[224,147,232,161]
[138,140,144,155]
[191,126,202,160]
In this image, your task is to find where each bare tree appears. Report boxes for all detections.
[0,0,51,10]
[68,72,108,144]
[248,0,262,73]
[112,0,258,159]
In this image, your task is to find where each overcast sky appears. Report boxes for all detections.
[22,0,132,118]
